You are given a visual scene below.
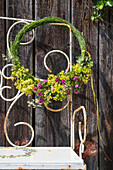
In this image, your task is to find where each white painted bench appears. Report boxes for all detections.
[0,147,86,169]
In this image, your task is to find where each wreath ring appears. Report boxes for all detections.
[8,17,93,110]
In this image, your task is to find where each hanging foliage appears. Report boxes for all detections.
[91,0,113,21]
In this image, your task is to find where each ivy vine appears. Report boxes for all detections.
[91,0,113,21]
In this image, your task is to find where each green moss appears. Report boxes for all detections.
[10,17,86,64]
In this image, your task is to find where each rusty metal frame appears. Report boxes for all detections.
[0,16,86,160]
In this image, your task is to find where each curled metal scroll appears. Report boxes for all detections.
[0,64,20,101]
[44,49,70,112]
[44,50,70,73]
[0,64,34,147]
[45,97,70,112]
[71,106,87,158]
[7,20,35,57]
[4,92,34,147]
[0,19,35,147]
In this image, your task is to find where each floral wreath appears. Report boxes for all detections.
[5,17,93,109]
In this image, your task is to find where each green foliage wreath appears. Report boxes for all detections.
[5,17,93,107]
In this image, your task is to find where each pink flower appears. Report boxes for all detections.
[39,98,43,103]
[43,80,48,82]
[37,82,43,89]
[38,92,43,96]
[74,90,79,94]
[32,87,37,93]
[75,84,79,88]
[74,76,79,81]
[67,92,70,95]
[63,85,66,88]
[61,79,65,84]
[55,78,60,82]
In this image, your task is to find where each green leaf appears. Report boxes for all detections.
[93,0,104,9]
[91,12,101,21]
[90,61,94,66]
[104,0,113,7]
[91,16,95,21]
[76,55,84,64]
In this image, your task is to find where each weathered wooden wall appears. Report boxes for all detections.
[0,0,113,170]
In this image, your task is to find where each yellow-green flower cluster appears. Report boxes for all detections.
[45,73,70,102]
[11,66,38,96]
[9,60,92,106]
[72,63,92,84]
[7,50,93,107]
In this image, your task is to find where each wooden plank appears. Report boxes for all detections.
[72,0,98,169]
[35,0,71,146]
[0,0,6,146]
[99,8,113,169]
[5,0,33,146]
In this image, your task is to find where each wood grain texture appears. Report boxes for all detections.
[72,0,98,169]
[5,0,33,146]
[0,0,6,146]
[83,1,98,169]
[99,7,113,169]
[35,0,71,146]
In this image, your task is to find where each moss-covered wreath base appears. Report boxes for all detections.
[4,17,93,107]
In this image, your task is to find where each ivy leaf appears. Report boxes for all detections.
[104,0,113,7]
[91,12,101,21]
[93,0,104,10]
[76,55,84,64]
[79,74,83,79]
[89,61,94,66]
[91,0,113,20]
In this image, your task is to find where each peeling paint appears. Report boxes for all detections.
[68,165,71,169]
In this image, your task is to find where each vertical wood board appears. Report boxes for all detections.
[0,0,6,146]
[99,7,113,169]
[35,0,71,146]
[5,0,33,146]
[72,0,98,169]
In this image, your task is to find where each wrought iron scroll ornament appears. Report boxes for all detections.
[0,64,34,147]
[0,18,36,147]
[0,16,89,158]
